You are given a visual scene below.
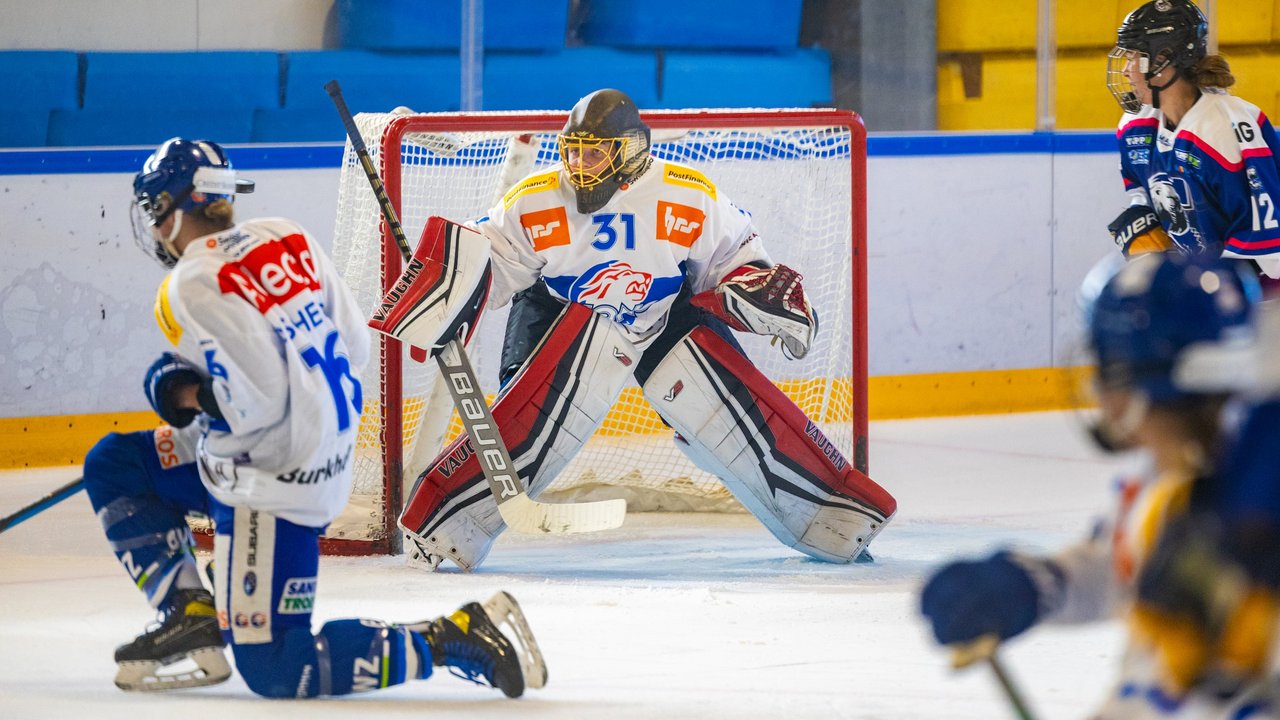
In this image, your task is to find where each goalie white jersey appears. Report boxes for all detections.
[153,217,370,527]
[475,159,771,348]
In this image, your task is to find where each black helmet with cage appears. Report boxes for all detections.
[557,89,652,214]
[1107,0,1208,113]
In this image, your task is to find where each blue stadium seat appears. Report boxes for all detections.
[281,51,461,112]
[336,0,567,51]
[252,51,462,142]
[0,51,79,147]
[576,0,803,50]
[81,52,279,110]
[48,109,255,147]
[660,50,831,109]
[251,109,346,143]
[483,48,657,111]
[50,52,279,147]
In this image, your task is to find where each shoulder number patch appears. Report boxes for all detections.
[662,164,716,199]
[502,170,560,209]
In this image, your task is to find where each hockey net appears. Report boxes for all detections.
[325,109,868,554]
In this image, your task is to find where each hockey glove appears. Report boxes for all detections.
[1130,514,1279,695]
[144,352,207,428]
[1109,205,1174,258]
[690,264,818,359]
[920,550,1064,646]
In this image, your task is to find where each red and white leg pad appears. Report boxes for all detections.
[642,327,897,563]
[398,302,639,570]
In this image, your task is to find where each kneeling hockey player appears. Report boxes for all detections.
[81,137,546,696]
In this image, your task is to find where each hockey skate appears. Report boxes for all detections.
[410,591,547,698]
[113,588,231,692]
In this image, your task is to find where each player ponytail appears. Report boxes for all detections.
[1188,54,1235,91]
[196,198,235,230]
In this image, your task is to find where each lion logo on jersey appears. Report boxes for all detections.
[545,260,684,326]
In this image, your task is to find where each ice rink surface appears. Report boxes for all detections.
[1,411,1133,719]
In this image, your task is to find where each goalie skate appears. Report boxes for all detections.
[411,591,547,698]
[113,588,231,692]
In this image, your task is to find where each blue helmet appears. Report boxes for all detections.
[130,137,252,267]
[1088,253,1258,404]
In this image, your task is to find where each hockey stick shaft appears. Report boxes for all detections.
[0,477,84,535]
[951,635,1037,720]
[325,81,624,534]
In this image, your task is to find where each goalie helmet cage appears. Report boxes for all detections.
[326,108,869,555]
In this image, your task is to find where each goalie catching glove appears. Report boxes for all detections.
[690,264,818,359]
[1109,205,1174,258]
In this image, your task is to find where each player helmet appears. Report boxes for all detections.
[1107,0,1208,113]
[130,137,254,268]
[1088,253,1257,405]
[557,89,651,214]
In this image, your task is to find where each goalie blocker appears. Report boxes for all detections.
[400,299,896,570]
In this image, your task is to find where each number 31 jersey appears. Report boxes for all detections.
[475,159,772,349]
[153,217,371,527]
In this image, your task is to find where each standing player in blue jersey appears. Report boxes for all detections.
[80,137,545,697]
[1106,0,1280,279]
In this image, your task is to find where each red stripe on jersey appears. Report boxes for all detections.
[1227,235,1280,252]
[1182,130,1243,172]
[1244,146,1274,159]
[216,233,321,313]
[1117,117,1158,138]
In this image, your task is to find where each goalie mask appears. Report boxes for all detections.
[130,137,254,268]
[1082,253,1257,449]
[557,89,651,214]
[1107,0,1207,113]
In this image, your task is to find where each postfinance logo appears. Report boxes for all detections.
[656,201,706,247]
[521,207,572,251]
[662,164,716,199]
[503,170,560,209]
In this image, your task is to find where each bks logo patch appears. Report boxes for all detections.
[520,207,571,251]
[656,201,705,247]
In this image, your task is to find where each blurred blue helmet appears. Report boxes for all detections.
[1088,253,1258,404]
[130,137,253,267]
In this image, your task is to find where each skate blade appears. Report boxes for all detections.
[115,646,232,692]
[482,591,548,690]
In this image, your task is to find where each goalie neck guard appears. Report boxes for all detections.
[557,88,652,214]
[131,137,255,268]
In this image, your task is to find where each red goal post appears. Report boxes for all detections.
[326,108,870,555]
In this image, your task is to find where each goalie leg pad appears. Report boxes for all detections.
[399,302,638,570]
[369,216,493,353]
[642,327,897,563]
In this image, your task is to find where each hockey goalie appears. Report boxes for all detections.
[370,88,897,571]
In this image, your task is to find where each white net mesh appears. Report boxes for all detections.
[329,109,862,547]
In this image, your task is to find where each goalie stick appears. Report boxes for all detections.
[325,80,626,535]
[0,477,84,535]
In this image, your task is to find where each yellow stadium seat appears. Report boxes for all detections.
[938,0,1037,52]
[1215,0,1274,45]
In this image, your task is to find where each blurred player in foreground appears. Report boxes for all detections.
[1106,0,1280,282]
[372,88,896,570]
[80,137,545,697]
[920,253,1278,718]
